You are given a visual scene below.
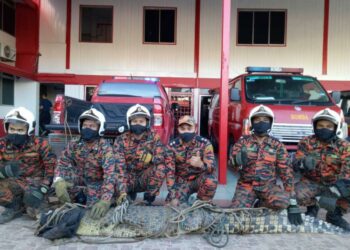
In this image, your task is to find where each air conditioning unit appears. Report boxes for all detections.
[0,44,16,62]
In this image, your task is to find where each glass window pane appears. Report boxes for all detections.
[160,9,175,43]
[254,12,269,44]
[80,7,113,42]
[270,11,285,44]
[98,83,161,97]
[2,77,14,105]
[3,3,15,36]
[237,11,253,44]
[144,9,160,43]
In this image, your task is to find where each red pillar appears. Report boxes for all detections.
[322,0,329,75]
[218,0,231,184]
[15,2,40,74]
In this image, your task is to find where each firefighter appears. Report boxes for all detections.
[54,108,124,219]
[0,107,56,223]
[166,115,217,206]
[293,108,350,231]
[230,105,303,226]
[113,104,167,205]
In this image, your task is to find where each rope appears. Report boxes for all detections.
[112,199,129,224]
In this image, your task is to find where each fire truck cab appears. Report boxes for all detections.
[209,67,347,151]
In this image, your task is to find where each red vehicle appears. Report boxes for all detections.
[209,67,347,151]
[47,78,176,154]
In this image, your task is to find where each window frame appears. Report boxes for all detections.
[143,6,177,45]
[0,73,14,106]
[236,9,287,47]
[79,5,114,43]
[0,0,16,37]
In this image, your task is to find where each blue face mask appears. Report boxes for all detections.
[130,124,147,135]
[314,128,336,142]
[80,128,99,142]
[179,132,196,143]
[252,121,271,135]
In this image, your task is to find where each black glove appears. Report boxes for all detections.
[301,155,317,172]
[287,199,303,226]
[235,145,248,166]
[330,179,350,199]
[23,184,49,209]
[144,193,156,205]
[0,161,21,179]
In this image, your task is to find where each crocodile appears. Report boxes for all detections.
[37,201,348,247]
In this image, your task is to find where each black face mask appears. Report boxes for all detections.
[130,124,147,135]
[314,128,336,142]
[7,133,28,147]
[80,128,99,142]
[252,121,271,135]
[179,132,196,143]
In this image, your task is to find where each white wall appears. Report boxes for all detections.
[15,79,40,134]
[39,0,67,73]
[325,0,350,80]
[65,84,85,99]
[38,0,350,82]
[200,0,324,78]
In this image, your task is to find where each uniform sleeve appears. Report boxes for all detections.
[292,137,309,171]
[99,142,118,202]
[39,139,56,186]
[113,136,127,194]
[54,142,76,182]
[202,141,216,174]
[338,142,350,180]
[165,145,176,201]
[276,143,294,193]
[230,138,243,171]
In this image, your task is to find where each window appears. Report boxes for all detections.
[244,75,330,105]
[80,6,113,43]
[237,10,286,45]
[144,7,176,44]
[98,83,160,98]
[0,0,15,36]
[234,79,242,90]
[0,74,14,105]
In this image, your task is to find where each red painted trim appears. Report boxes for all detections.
[320,80,350,91]
[66,0,71,69]
[236,9,287,47]
[0,119,5,137]
[23,0,39,9]
[36,73,221,88]
[0,63,34,79]
[322,0,329,75]
[194,0,200,74]
[218,0,231,185]
[15,2,40,73]
[142,6,177,45]
[79,5,114,43]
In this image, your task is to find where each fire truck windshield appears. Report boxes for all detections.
[245,75,331,105]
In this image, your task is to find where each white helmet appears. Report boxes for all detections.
[78,108,106,136]
[248,105,274,127]
[4,107,36,136]
[312,108,342,136]
[126,104,151,129]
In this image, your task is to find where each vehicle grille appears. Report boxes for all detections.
[271,123,313,143]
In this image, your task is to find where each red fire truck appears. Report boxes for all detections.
[209,67,347,152]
